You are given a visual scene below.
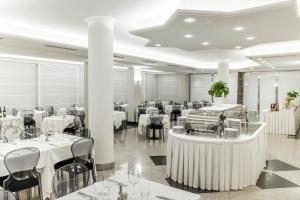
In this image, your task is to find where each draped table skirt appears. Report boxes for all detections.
[166,124,266,191]
[260,107,300,135]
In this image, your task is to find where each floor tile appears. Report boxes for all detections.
[150,155,167,166]
[165,178,218,194]
[256,172,299,189]
[274,170,300,186]
[265,159,300,171]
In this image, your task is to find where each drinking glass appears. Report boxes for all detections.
[139,181,151,200]
[128,168,141,199]
[100,169,116,200]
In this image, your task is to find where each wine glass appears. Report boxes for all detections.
[128,168,141,199]
[100,170,116,200]
[139,181,151,200]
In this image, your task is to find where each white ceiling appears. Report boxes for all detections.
[0,0,299,70]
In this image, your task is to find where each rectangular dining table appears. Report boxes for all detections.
[0,134,82,198]
[57,174,201,200]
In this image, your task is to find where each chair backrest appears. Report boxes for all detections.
[0,135,8,143]
[149,114,164,125]
[193,101,201,109]
[0,190,16,200]
[4,147,40,179]
[74,116,82,129]
[11,108,18,116]
[66,106,76,115]
[172,104,181,111]
[35,107,43,111]
[20,110,34,119]
[71,138,94,158]
[52,163,90,198]
[45,106,54,116]
[76,128,91,138]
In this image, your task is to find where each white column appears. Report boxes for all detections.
[217,61,229,83]
[84,61,89,126]
[127,68,143,122]
[86,16,115,168]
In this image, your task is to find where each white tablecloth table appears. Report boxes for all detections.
[0,134,82,198]
[146,107,158,114]
[167,123,267,191]
[114,111,126,129]
[181,109,193,117]
[40,115,75,134]
[0,115,24,134]
[200,104,240,112]
[57,174,201,200]
[138,114,170,135]
[260,107,300,135]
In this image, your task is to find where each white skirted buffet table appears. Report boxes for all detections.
[166,123,267,191]
[260,107,300,135]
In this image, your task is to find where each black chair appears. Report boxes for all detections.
[193,101,201,109]
[3,147,43,200]
[63,116,82,135]
[146,114,164,140]
[54,138,96,183]
[137,106,146,122]
[171,104,181,121]
[20,110,36,130]
[52,163,90,198]
[155,103,164,114]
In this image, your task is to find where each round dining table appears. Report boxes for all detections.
[166,123,267,191]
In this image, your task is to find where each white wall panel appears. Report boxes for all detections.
[144,73,158,101]
[260,73,276,111]
[278,71,300,105]
[0,60,37,111]
[244,73,258,111]
[39,63,79,108]
[158,74,180,102]
[227,73,238,104]
[190,74,213,102]
[113,70,128,103]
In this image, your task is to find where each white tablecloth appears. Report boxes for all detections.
[181,109,193,117]
[260,107,300,135]
[0,134,81,198]
[167,123,267,191]
[40,115,75,134]
[0,115,24,134]
[138,114,170,135]
[200,104,240,112]
[114,111,126,129]
[57,174,201,200]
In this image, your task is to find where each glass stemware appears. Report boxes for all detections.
[128,168,141,199]
[99,169,116,200]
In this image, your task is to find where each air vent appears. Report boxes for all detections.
[45,45,78,51]
[114,55,125,59]
[143,60,157,64]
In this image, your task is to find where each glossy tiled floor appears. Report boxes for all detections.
[114,125,300,200]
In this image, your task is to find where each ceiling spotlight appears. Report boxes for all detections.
[261,60,267,63]
[154,43,161,47]
[233,26,245,31]
[271,66,275,69]
[257,58,263,61]
[250,67,254,70]
[246,36,255,40]
[235,46,242,49]
[184,17,196,23]
[202,42,210,46]
[183,34,194,38]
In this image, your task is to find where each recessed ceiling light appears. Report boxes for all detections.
[250,67,254,70]
[234,46,242,49]
[233,26,245,31]
[183,34,194,38]
[246,36,255,40]
[271,66,275,69]
[184,17,196,23]
[257,58,263,61]
[202,42,210,46]
[154,43,161,47]
[261,60,267,63]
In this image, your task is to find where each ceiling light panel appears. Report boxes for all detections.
[184,17,196,23]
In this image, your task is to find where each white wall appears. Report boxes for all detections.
[144,73,158,101]
[190,73,237,104]
[0,59,84,113]
[0,60,37,111]
[157,74,189,103]
[113,70,128,103]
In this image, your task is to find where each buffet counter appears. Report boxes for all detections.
[260,106,300,135]
[166,123,266,191]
